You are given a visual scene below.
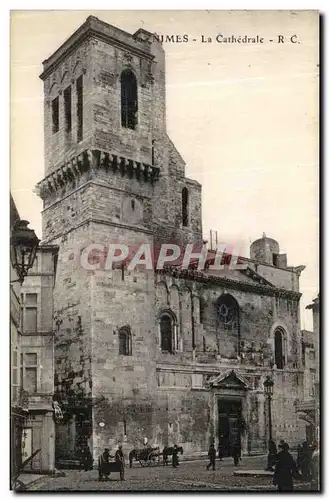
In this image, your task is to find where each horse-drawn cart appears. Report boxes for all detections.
[129,446,161,467]
[142,448,161,467]
[129,446,183,467]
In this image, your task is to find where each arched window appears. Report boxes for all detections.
[274,327,285,369]
[160,312,176,354]
[121,70,138,130]
[119,327,132,356]
[182,187,189,227]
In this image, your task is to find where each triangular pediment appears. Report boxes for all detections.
[204,265,274,287]
[239,267,274,287]
[208,370,250,390]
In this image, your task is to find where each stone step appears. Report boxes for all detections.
[234,469,274,477]
[56,459,81,470]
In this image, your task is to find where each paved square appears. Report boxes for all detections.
[31,456,311,492]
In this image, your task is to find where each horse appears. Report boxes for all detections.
[162,446,184,466]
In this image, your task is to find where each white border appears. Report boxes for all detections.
[3,2,326,499]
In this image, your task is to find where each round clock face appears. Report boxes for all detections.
[98,421,105,428]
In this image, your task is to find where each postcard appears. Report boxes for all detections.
[10,10,319,492]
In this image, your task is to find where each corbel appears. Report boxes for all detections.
[99,151,107,169]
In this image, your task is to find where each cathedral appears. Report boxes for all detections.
[36,16,309,462]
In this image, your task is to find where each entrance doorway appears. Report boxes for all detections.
[218,399,242,457]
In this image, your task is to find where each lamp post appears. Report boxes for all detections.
[264,375,275,471]
[10,220,40,285]
[264,375,274,441]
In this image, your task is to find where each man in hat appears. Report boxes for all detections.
[265,439,277,471]
[98,448,111,481]
[172,444,179,468]
[206,443,216,471]
[115,445,125,481]
[218,434,225,461]
[273,442,299,491]
[299,441,312,480]
[81,443,93,471]
[231,434,242,467]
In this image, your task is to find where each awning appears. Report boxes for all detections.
[298,411,315,426]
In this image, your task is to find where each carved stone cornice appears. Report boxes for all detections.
[35,149,160,200]
[156,267,302,300]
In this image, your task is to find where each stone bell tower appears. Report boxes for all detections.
[36,16,203,461]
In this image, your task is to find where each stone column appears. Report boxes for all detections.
[258,393,267,451]
[210,392,216,447]
[68,414,76,456]
[241,395,249,456]
[43,412,55,471]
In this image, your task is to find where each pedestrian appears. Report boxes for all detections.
[218,434,225,461]
[206,443,216,471]
[231,437,241,466]
[115,445,125,481]
[273,442,299,492]
[98,448,111,481]
[265,439,277,471]
[82,444,93,471]
[143,436,148,447]
[310,445,320,491]
[299,441,312,480]
[296,442,302,471]
[172,444,179,468]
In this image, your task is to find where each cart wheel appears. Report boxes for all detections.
[150,454,160,467]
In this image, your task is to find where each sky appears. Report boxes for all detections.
[10,10,319,329]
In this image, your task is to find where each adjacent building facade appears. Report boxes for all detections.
[294,328,317,443]
[35,16,312,462]
[306,295,320,444]
[10,196,29,479]
[10,195,58,475]
[20,245,58,473]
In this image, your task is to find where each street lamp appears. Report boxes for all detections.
[264,375,274,441]
[10,220,40,285]
[264,375,275,471]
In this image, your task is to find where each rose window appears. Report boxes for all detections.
[217,294,239,331]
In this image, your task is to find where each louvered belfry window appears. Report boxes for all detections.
[121,70,138,130]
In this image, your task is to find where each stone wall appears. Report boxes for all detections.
[254,262,300,291]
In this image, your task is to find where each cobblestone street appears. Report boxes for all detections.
[31,455,311,492]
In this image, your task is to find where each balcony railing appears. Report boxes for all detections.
[28,393,53,410]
